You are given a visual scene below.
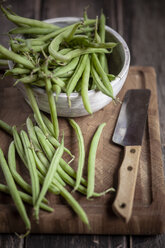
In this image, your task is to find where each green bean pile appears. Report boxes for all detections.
[0,6,116,236]
[0,6,117,115]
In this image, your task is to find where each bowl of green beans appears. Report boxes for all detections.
[8,15,130,117]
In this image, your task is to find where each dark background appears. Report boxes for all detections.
[0,0,165,247]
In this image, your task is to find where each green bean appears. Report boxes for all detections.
[57,165,87,194]
[20,130,40,205]
[12,126,27,166]
[59,71,74,78]
[92,53,115,99]
[58,48,72,56]
[34,124,92,193]
[44,64,59,140]
[0,120,13,135]
[49,23,81,62]
[8,141,31,193]
[65,23,82,42]
[24,85,48,135]
[40,113,74,158]
[31,80,45,87]
[34,124,87,186]
[78,26,95,34]
[75,78,82,92]
[14,74,37,86]
[9,123,57,199]
[98,10,108,72]
[1,6,58,29]
[26,117,50,167]
[94,16,100,43]
[41,113,54,136]
[37,168,61,195]
[87,123,106,198]
[64,47,109,61]
[69,35,88,46]
[52,84,61,101]
[34,135,64,221]
[33,145,81,194]
[0,148,31,235]
[53,179,90,227]
[83,41,117,49]
[81,55,92,114]
[99,10,105,42]
[51,77,65,88]
[66,54,88,103]
[59,157,86,186]
[11,38,45,47]
[32,146,65,188]
[8,141,49,204]
[69,119,85,191]
[0,183,53,212]
[9,26,58,35]
[34,126,55,160]
[38,19,95,42]
[0,45,35,69]
[57,165,113,197]
[8,123,60,195]
[91,62,114,98]
[4,68,30,77]
[53,56,79,77]
[13,126,56,196]
[34,126,78,184]
[35,124,98,197]
[11,43,48,53]
[107,73,116,81]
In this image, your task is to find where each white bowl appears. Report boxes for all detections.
[12,17,130,117]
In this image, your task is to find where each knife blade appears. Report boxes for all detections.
[112,89,151,223]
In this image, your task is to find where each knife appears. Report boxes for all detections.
[112,89,151,223]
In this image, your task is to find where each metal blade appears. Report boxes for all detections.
[112,89,151,146]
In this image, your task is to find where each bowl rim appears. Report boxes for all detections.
[9,17,130,98]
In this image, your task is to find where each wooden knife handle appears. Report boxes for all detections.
[112,145,142,223]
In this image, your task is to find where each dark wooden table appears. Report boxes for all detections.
[0,0,165,247]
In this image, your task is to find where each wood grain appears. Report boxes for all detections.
[0,67,164,235]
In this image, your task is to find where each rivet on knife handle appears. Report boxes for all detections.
[112,145,141,223]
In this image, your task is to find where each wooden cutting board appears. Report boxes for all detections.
[0,66,165,235]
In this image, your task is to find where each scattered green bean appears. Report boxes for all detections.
[20,130,40,205]
[87,123,106,198]
[69,119,85,191]
[0,148,31,235]
[34,135,64,221]
[24,85,48,135]
[0,183,53,212]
